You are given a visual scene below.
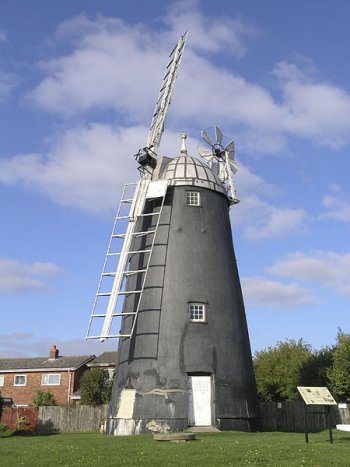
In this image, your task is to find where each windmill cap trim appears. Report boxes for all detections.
[158,155,226,196]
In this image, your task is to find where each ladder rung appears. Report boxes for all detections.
[112,334,132,338]
[133,230,156,237]
[115,249,152,255]
[121,199,134,203]
[118,290,142,295]
[91,312,137,318]
[112,230,155,239]
[116,215,130,220]
[124,269,147,276]
[101,269,146,278]
[96,292,111,297]
[139,211,161,217]
[86,334,132,339]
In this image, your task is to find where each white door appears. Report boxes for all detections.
[188,375,212,426]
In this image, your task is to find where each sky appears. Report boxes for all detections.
[0,0,349,358]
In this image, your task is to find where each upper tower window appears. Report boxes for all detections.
[186,191,200,206]
[189,303,206,322]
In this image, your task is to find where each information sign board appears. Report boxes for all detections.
[297,386,337,405]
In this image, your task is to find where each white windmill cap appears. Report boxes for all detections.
[160,154,226,196]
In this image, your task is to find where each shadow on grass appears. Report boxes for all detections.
[335,435,350,443]
[0,420,60,437]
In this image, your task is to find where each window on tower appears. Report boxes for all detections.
[188,303,206,322]
[186,191,201,206]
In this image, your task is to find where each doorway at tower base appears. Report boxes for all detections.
[106,388,262,435]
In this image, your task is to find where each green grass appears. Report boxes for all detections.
[1,430,350,466]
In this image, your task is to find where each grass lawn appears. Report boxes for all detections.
[1,430,350,466]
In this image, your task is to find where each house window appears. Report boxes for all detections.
[189,303,206,322]
[186,191,200,206]
[14,375,26,386]
[0,375,4,386]
[41,374,61,385]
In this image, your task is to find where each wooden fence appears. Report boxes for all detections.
[37,405,108,433]
[261,401,350,432]
[1,402,349,433]
[1,407,39,431]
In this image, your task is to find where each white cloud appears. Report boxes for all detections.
[233,192,308,240]
[321,185,350,223]
[0,124,145,214]
[28,6,257,122]
[0,70,17,100]
[0,119,308,239]
[241,275,318,308]
[268,251,350,297]
[273,61,350,147]
[230,164,309,239]
[0,332,116,357]
[24,5,350,152]
[0,123,199,214]
[0,31,6,42]
[163,0,256,57]
[0,258,63,293]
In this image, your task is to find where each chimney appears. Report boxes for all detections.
[49,345,59,360]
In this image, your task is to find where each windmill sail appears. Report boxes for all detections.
[146,31,188,155]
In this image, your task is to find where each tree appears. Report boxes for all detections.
[79,368,112,406]
[33,390,56,406]
[253,339,313,401]
[327,331,350,402]
[299,346,334,387]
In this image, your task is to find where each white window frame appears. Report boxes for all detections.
[41,373,61,386]
[0,375,4,386]
[186,191,201,206]
[14,374,27,386]
[189,303,206,323]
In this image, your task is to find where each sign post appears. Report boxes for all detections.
[297,387,337,444]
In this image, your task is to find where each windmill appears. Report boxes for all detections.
[87,32,261,435]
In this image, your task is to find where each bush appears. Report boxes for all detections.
[33,390,56,406]
[0,423,9,432]
[79,368,112,406]
[327,331,350,402]
[254,339,313,401]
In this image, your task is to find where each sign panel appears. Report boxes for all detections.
[297,386,337,405]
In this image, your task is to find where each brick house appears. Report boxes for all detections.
[0,345,95,406]
[87,351,118,379]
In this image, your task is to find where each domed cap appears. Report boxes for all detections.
[161,155,226,196]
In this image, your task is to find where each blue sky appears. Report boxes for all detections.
[1,0,349,357]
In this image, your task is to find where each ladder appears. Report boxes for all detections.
[86,180,168,341]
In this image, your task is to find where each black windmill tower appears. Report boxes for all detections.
[87,32,261,435]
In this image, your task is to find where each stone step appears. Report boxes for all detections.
[153,433,196,442]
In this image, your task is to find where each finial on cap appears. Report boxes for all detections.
[181,132,188,155]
